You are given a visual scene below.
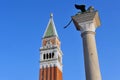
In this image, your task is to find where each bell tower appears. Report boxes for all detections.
[39,13,63,80]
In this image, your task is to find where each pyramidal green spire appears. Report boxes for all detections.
[43,13,58,38]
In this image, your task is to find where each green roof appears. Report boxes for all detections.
[43,16,58,38]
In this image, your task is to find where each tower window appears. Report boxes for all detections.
[43,54,45,59]
[46,53,49,59]
[52,52,54,58]
[49,53,51,59]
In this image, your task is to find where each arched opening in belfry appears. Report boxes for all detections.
[49,53,51,59]
[43,54,45,59]
[52,52,54,58]
[46,53,49,59]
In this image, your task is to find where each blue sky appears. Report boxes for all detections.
[0,0,120,80]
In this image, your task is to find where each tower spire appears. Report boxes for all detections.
[43,13,58,38]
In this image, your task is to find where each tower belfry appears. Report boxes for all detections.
[39,13,63,80]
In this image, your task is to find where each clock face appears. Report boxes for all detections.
[47,40,50,44]
[46,40,52,48]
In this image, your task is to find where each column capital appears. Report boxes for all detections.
[78,21,96,33]
[72,11,101,32]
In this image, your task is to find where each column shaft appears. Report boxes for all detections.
[82,31,101,80]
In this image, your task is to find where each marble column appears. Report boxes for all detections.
[72,6,102,80]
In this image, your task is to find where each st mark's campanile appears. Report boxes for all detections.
[39,13,63,80]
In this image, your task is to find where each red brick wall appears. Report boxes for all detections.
[48,67,50,80]
[39,67,62,80]
[44,68,47,80]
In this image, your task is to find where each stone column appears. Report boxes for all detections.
[72,7,102,80]
[81,29,101,80]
